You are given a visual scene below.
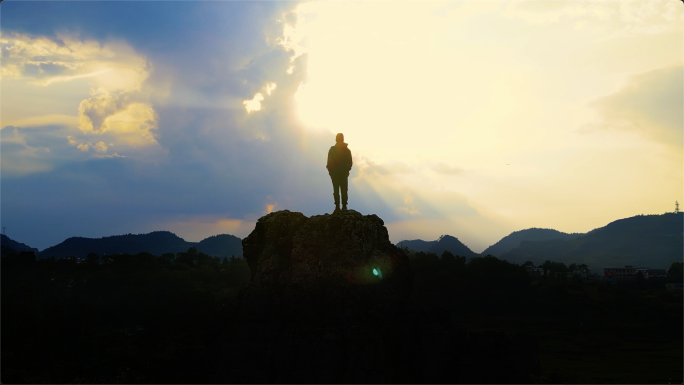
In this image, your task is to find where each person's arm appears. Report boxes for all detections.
[326,147,333,171]
[346,148,353,171]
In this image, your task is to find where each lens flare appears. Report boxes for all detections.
[373,268,378,276]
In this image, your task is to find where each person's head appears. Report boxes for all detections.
[336,133,344,143]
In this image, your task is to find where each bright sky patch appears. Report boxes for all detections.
[1,1,681,252]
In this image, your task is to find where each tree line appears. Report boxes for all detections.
[2,247,681,383]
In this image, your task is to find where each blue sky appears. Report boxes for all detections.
[2,1,328,249]
[2,1,682,251]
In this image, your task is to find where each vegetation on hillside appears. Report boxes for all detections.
[2,246,681,383]
[405,249,682,383]
[2,248,249,383]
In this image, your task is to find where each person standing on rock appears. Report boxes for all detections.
[326,133,353,213]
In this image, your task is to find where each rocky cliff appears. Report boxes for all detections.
[215,209,538,383]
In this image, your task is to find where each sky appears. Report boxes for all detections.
[1,0,682,252]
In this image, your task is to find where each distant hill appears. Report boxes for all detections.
[481,228,583,257]
[196,234,242,258]
[430,235,478,258]
[39,231,242,259]
[1,234,40,256]
[397,239,435,253]
[501,213,683,270]
[397,235,478,258]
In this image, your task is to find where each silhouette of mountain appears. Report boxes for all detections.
[1,234,39,256]
[39,231,242,259]
[196,234,242,258]
[430,235,478,258]
[481,228,583,257]
[501,213,683,270]
[397,235,477,258]
[396,239,435,252]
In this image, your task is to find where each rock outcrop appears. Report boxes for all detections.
[240,209,412,323]
[214,209,538,383]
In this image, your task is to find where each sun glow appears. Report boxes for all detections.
[279,1,683,247]
[283,1,524,163]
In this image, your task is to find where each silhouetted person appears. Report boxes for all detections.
[326,133,352,212]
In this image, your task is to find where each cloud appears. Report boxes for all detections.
[243,82,278,113]
[94,152,125,159]
[3,115,79,128]
[78,88,129,133]
[397,195,421,216]
[277,12,307,74]
[94,141,107,152]
[1,2,310,250]
[1,120,141,180]
[33,68,113,87]
[501,0,681,31]
[1,33,159,153]
[354,158,413,178]
[349,159,479,224]
[265,82,277,95]
[1,33,150,91]
[243,92,265,113]
[0,126,54,175]
[78,88,158,146]
[66,133,110,154]
[431,163,464,176]
[589,64,683,147]
[501,0,620,25]
[355,159,463,181]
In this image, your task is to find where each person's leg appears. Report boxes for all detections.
[331,175,341,208]
[341,176,348,209]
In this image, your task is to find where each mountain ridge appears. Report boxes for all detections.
[481,228,583,257]
[1,234,40,256]
[397,213,682,270]
[37,231,243,259]
[500,212,683,270]
[6,212,682,269]
[397,234,478,258]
